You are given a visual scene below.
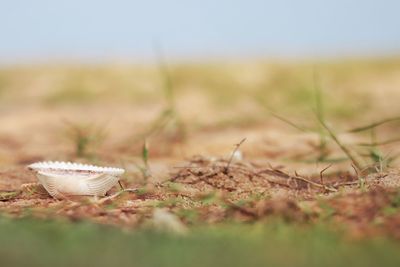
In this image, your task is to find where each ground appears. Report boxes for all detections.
[1,58,400,266]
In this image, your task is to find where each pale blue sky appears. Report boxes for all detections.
[1,0,399,64]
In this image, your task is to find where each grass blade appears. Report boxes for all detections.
[347,116,400,133]
[317,117,364,170]
[357,137,400,147]
[269,111,309,132]
[313,69,328,161]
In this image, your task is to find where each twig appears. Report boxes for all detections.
[256,168,337,192]
[224,138,246,174]
[288,173,337,192]
[319,164,332,185]
[118,181,125,190]
[97,188,139,204]
[351,163,359,178]
[351,163,365,189]
[333,181,359,187]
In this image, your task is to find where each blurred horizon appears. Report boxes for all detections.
[1,0,400,65]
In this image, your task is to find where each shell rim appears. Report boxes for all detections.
[28,161,125,175]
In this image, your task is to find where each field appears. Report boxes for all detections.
[1,57,400,266]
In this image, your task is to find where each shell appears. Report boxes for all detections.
[27,161,125,199]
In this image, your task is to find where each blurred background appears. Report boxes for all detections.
[0,0,399,169]
[1,0,400,63]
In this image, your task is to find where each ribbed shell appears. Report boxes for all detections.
[28,161,125,199]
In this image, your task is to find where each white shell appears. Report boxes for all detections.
[28,161,125,199]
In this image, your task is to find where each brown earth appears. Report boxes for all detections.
[0,60,400,239]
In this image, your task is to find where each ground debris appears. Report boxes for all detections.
[0,190,21,201]
[20,182,50,198]
[0,157,400,240]
[168,156,357,200]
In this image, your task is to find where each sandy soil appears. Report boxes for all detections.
[1,60,400,239]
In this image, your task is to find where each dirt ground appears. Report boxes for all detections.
[1,59,400,239]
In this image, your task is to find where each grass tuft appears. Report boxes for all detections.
[63,120,106,158]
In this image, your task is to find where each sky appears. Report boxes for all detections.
[1,0,400,64]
